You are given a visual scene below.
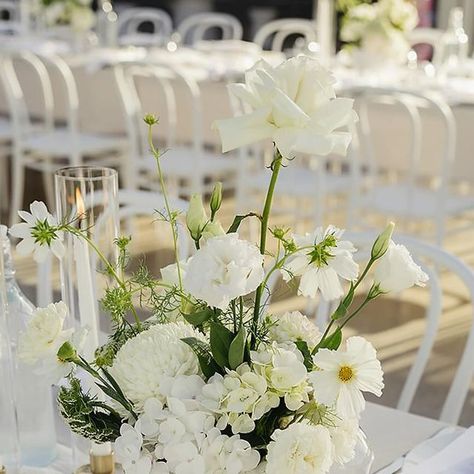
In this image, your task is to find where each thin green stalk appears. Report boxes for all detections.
[251,150,283,347]
[147,125,183,289]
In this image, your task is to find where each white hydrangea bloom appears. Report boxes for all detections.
[252,343,311,411]
[110,323,204,411]
[309,336,384,419]
[183,233,264,311]
[202,428,260,473]
[200,364,279,435]
[266,311,321,351]
[281,226,358,301]
[265,422,334,474]
[374,241,429,293]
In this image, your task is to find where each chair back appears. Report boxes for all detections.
[0,0,17,20]
[408,27,444,64]
[253,18,317,51]
[177,12,243,45]
[117,7,172,46]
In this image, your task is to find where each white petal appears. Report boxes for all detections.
[33,244,50,263]
[213,108,274,153]
[298,267,321,298]
[30,201,50,221]
[16,238,35,256]
[9,223,33,239]
[50,239,65,259]
[18,210,35,225]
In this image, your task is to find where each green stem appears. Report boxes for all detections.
[148,125,183,289]
[251,150,283,347]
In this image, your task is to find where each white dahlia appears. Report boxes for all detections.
[267,311,322,351]
[265,422,334,474]
[110,322,204,411]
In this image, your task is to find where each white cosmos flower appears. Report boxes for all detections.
[110,322,204,411]
[282,226,358,301]
[374,241,429,293]
[213,56,357,158]
[309,336,384,419]
[380,0,419,31]
[9,201,64,263]
[265,421,334,474]
[183,233,264,311]
[266,311,322,351]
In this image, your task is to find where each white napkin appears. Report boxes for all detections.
[405,427,474,473]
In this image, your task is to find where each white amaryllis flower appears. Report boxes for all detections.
[183,233,264,311]
[374,241,429,293]
[266,421,334,474]
[309,336,384,419]
[213,56,357,158]
[281,226,358,301]
[9,201,64,263]
[109,322,204,411]
[266,311,322,351]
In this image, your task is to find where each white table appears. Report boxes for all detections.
[23,402,448,473]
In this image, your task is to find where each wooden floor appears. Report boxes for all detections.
[6,194,474,427]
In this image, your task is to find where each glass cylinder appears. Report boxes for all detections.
[55,167,119,356]
[54,167,119,470]
[0,230,20,473]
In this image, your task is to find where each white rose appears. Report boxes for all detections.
[266,422,334,474]
[374,241,429,293]
[183,233,264,311]
[18,301,72,364]
[213,56,357,158]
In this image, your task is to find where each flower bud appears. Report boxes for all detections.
[209,182,223,219]
[57,341,77,363]
[186,194,208,241]
[143,114,159,126]
[371,222,395,260]
[202,220,226,242]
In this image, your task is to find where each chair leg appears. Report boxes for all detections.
[10,148,25,226]
[0,152,8,212]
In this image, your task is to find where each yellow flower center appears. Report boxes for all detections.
[338,365,354,383]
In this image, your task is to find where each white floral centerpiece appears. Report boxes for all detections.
[35,0,96,32]
[338,0,419,67]
[11,56,428,474]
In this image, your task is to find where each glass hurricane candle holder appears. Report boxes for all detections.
[55,167,119,470]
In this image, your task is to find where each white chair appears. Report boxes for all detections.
[176,12,243,45]
[0,51,129,224]
[114,63,239,198]
[344,232,474,424]
[408,27,444,65]
[346,87,474,246]
[36,189,190,308]
[253,18,318,51]
[117,7,173,47]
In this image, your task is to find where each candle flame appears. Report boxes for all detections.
[76,187,86,220]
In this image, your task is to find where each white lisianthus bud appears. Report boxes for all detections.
[186,194,208,241]
[374,241,429,293]
[371,222,395,260]
[210,182,223,219]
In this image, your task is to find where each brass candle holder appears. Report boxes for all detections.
[75,446,122,474]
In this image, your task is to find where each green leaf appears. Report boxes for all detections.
[228,326,247,369]
[331,289,354,320]
[183,307,214,327]
[181,337,221,378]
[318,328,343,351]
[295,340,314,371]
[209,322,234,368]
[227,213,261,234]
